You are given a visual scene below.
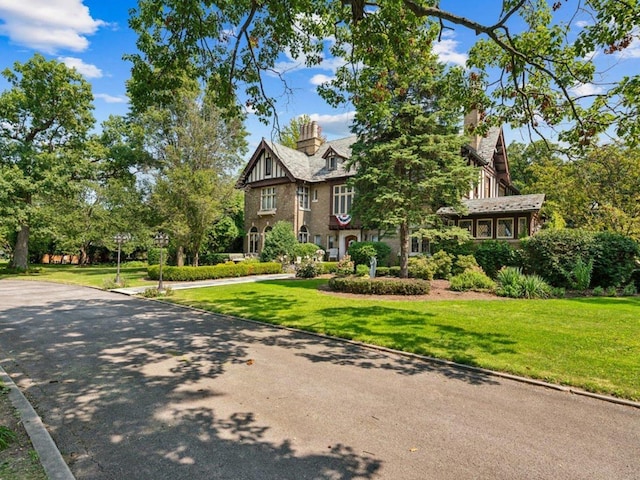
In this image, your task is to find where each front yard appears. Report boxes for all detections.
[166,278,640,401]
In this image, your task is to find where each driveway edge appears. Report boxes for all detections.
[0,365,75,480]
[154,298,640,410]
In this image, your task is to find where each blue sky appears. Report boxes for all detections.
[1,1,638,152]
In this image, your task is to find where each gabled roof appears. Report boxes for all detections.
[237,135,357,186]
[437,194,546,216]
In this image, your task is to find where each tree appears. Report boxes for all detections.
[0,54,95,270]
[260,221,298,263]
[143,85,247,266]
[506,140,563,192]
[343,13,477,278]
[126,1,640,148]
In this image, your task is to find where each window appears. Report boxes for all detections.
[264,155,272,176]
[484,176,491,198]
[410,230,429,255]
[298,225,309,243]
[333,185,354,215]
[518,217,529,238]
[248,227,259,254]
[476,219,493,239]
[312,189,318,202]
[497,218,514,239]
[297,185,310,210]
[327,235,335,249]
[314,234,322,246]
[260,187,276,211]
[459,219,473,235]
[327,156,338,171]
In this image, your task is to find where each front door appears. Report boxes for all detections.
[345,235,358,255]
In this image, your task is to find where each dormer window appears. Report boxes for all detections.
[327,156,337,171]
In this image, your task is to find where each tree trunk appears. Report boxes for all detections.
[176,245,184,267]
[399,221,409,278]
[11,224,30,270]
[193,250,199,267]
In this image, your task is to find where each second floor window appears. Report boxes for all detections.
[297,186,310,209]
[261,187,276,211]
[265,156,273,176]
[333,184,354,215]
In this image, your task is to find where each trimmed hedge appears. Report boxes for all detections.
[148,262,282,281]
[328,276,430,295]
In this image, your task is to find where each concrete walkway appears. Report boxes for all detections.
[1,280,639,479]
[112,273,295,295]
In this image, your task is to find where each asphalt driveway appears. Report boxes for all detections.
[0,280,638,479]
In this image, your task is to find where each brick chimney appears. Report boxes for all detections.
[296,120,322,156]
[464,109,482,151]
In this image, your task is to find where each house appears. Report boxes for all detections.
[235,115,545,261]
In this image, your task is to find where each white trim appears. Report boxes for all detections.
[476,218,493,239]
[496,217,514,239]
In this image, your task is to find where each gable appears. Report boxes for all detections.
[236,140,294,187]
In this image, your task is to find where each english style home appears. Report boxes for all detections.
[236,114,545,261]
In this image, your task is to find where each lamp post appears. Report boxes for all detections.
[153,232,170,292]
[113,233,131,285]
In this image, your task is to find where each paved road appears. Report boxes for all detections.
[0,280,638,479]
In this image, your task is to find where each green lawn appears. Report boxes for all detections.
[0,262,154,289]
[167,279,640,401]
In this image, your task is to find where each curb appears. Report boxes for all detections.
[0,365,75,480]
[156,299,640,410]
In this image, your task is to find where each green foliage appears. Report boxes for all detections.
[407,256,435,281]
[568,258,593,291]
[496,266,552,299]
[277,115,326,149]
[606,286,618,297]
[260,222,298,262]
[147,262,282,281]
[295,258,320,279]
[328,277,430,296]
[140,286,174,298]
[590,232,640,288]
[474,241,518,278]
[334,255,355,277]
[198,252,231,266]
[551,287,566,298]
[294,242,323,259]
[592,286,606,297]
[521,229,595,288]
[318,262,338,274]
[453,254,479,276]
[622,283,637,297]
[0,425,16,451]
[355,264,369,277]
[348,241,391,266]
[375,267,390,277]
[389,266,401,277]
[431,250,453,280]
[449,270,496,292]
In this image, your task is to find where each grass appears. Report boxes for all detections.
[0,262,154,289]
[166,279,640,401]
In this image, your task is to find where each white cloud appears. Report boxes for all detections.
[570,82,603,96]
[433,38,468,66]
[59,56,102,78]
[94,93,127,104]
[0,0,105,53]
[575,20,591,28]
[309,74,333,86]
[309,111,355,137]
[616,39,640,59]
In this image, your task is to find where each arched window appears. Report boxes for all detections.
[248,227,259,254]
[298,225,309,243]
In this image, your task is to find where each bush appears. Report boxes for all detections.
[294,242,323,259]
[567,257,593,291]
[496,266,552,299]
[518,274,552,299]
[622,283,637,296]
[140,286,174,298]
[408,256,435,280]
[296,258,320,278]
[147,262,282,281]
[198,252,230,266]
[335,255,355,276]
[551,287,566,298]
[318,262,338,274]
[431,250,453,279]
[355,264,369,277]
[328,276,430,295]
[375,266,390,277]
[449,270,496,292]
[590,232,640,288]
[260,221,298,262]
[520,229,594,288]
[453,254,479,276]
[389,266,401,277]
[605,286,618,297]
[348,241,392,266]
[592,286,606,297]
[474,240,518,278]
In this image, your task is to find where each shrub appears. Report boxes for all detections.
[474,240,518,278]
[328,276,430,295]
[431,250,453,279]
[590,232,640,288]
[453,254,479,275]
[296,258,320,278]
[122,260,148,268]
[198,252,230,266]
[519,274,552,299]
[551,287,566,298]
[355,264,370,277]
[318,262,338,274]
[605,286,618,297]
[496,266,552,299]
[389,266,401,277]
[260,221,298,262]
[375,266,390,277]
[520,229,595,288]
[567,258,593,291]
[348,241,392,266]
[592,286,606,297]
[294,242,323,259]
[449,270,496,292]
[147,262,282,281]
[622,283,637,296]
[408,256,435,280]
[140,286,174,298]
[335,255,354,276]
